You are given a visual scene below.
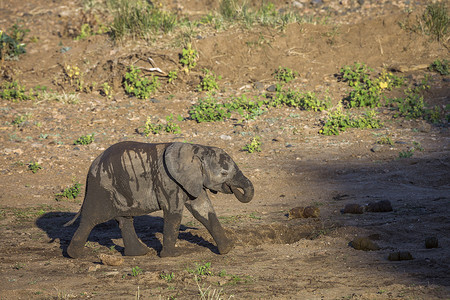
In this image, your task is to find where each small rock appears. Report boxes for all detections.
[88,264,101,272]
[220,135,232,141]
[425,237,439,249]
[272,137,285,143]
[99,253,124,266]
[342,203,364,214]
[371,145,383,152]
[288,206,320,219]
[388,251,413,261]
[254,82,265,91]
[266,85,277,92]
[366,200,393,212]
[350,237,380,251]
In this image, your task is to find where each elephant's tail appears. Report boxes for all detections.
[63,210,81,227]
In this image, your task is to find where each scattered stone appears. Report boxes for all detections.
[341,203,364,214]
[99,253,124,266]
[366,200,393,212]
[88,264,101,272]
[272,137,285,143]
[288,206,320,219]
[388,251,413,261]
[266,85,277,92]
[370,145,383,152]
[220,134,232,141]
[254,82,265,91]
[425,237,439,249]
[350,237,380,251]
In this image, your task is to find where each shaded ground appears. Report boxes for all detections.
[0,0,449,299]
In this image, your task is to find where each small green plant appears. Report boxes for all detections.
[242,136,262,153]
[74,134,95,145]
[0,80,34,101]
[180,43,198,73]
[429,59,449,75]
[399,148,415,158]
[168,70,178,84]
[100,82,113,98]
[229,95,267,120]
[273,66,298,83]
[421,2,449,42]
[109,245,116,253]
[75,23,93,40]
[56,181,83,201]
[124,66,160,99]
[143,115,181,136]
[189,95,231,122]
[131,266,143,277]
[377,135,394,146]
[160,272,174,282]
[28,162,42,173]
[188,262,213,277]
[197,69,221,92]
[63,65,84,91]
[269,88,330,111]
[320,105,383,135]
[12,114,29,126]
[0,24,28,60]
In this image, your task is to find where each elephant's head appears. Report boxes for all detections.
[164,142,254,203]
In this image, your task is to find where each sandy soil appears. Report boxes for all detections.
[0,0,449,299]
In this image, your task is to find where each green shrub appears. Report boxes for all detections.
[74,134,95,145]
[189,95,231,122]
[143,115,181,135]
[56,181,83,201]
[421,2,449,42]
[28,162,42,174]
[197,69,221,91]
[109,0,177,41]
[0,24,28,60]
[180,43,198,73]
[229,95,267,120]
[0,81,34,101]
[242,136,262,153]
[268,87,330,111]
[429,59,449,75]
[272,66,298,83]
[124,66,160,99]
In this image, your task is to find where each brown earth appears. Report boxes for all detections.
[0,0,449,299]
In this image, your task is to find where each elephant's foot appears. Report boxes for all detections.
[67,243,87,259]
[124,243,150,256]
[217,239,234,255]
[160,247,181,258]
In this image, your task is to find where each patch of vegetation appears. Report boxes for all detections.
[376,135,394,146]
[131,266,143,277]
[189,95,232,122]
[55,181,83,201]
[160,272,174,282]
[429,59,449,75]
[229,95,267,120]
[124,65,160,99]
[74,134,95,145]
[319,105,383,135]
[109,0,177,41]
[187,262,213,277]
[142,114,181,135]
[0,23,28,61]
[242,136,262,153]
[167,70,178,84]
[100,82,113,98]
[272,66,298,83]
[197,69,221,91]
[11,114,29,127]
[421,2,449,42]
[269,88,331,111]
[64,65,84,91]
[28,162,42,174]
[0,80,35,101]
[179,43,198,73]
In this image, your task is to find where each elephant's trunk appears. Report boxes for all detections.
[230,171,254,203]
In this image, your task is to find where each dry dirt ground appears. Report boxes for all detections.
[0,0,449,299]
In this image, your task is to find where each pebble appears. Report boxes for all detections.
[220,134,232,141]
[350,237,380,251]
[266,85,277,92]
[99,253,124,266]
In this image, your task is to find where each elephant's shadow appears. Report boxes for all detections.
[35,212,218,257]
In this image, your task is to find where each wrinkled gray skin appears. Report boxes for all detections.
[64,141,254,258]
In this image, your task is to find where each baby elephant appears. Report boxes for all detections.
[64,141,254,258]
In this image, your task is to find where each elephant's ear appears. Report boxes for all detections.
[164,142,204,198]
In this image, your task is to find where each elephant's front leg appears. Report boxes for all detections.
[160,210,183,257]
[185,190,234,255]
[116,216,150,256]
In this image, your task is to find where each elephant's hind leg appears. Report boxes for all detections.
[116,216,150,256]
